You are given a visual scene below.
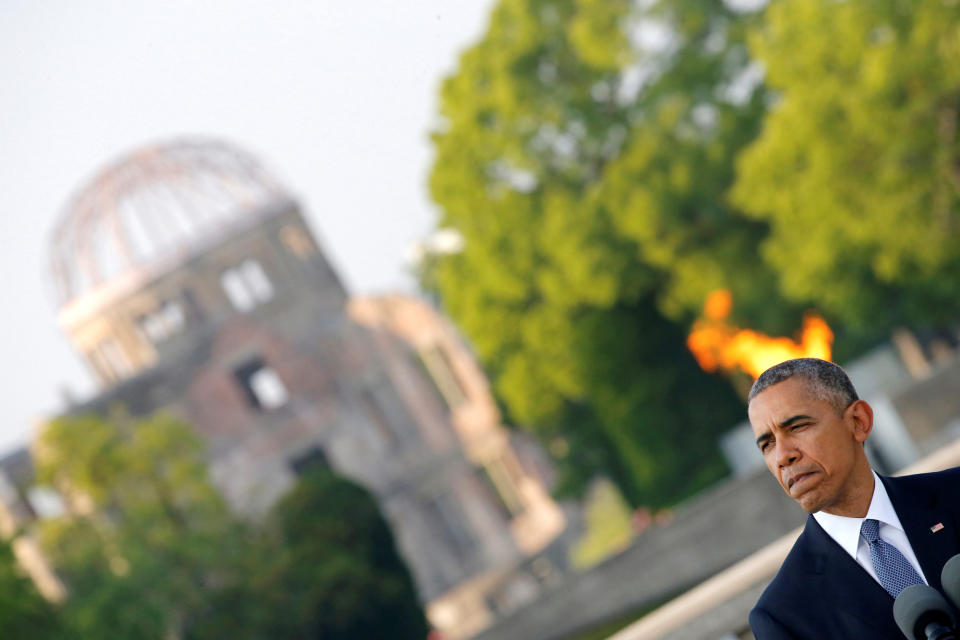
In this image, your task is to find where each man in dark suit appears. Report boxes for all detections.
[747,358,960,639]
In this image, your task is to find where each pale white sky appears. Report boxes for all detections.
[0,0,493,454]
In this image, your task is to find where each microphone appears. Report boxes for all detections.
[894,584,957,640]
[942,554,960,611]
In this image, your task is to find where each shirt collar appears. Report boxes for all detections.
[813,471,904,556]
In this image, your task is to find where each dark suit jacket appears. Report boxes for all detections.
[750,467,960,639]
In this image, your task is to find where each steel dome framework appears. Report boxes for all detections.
[50,139,291,308]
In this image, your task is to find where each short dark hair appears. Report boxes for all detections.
[748,358,858,414]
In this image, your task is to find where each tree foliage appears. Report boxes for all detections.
[188,467,429,640]
[733,0,960,331]
[272,468,427,640]
[36,413,243,639]
[428,0,781,506]
[0,539,72,639]
[34,414,429,640]
[264,468,429,639]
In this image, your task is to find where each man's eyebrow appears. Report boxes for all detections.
[754,415,814,448]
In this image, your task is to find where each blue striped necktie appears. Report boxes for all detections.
[860,518,923,597]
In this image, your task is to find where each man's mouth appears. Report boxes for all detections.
[787,471,817,492]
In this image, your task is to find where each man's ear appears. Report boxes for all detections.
[847,399,874,443]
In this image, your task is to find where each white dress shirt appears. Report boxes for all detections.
[813,470,927,585]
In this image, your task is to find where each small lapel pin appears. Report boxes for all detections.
[931,523,945,533]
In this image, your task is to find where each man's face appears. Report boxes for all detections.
[748,377,869,515]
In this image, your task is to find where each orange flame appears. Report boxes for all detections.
[687,290,834,379]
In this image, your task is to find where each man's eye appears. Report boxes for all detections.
[791,423,810,430]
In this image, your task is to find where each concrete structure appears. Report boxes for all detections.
[2,138,566,640]
[470,469,803,640]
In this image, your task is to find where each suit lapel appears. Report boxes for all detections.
[803,515,899,635]
[882,474,960,593]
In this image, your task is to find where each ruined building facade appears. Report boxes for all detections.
[6,139,567,638]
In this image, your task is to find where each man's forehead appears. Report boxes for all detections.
[748,378,819,428]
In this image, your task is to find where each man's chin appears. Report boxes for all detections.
[791,490,824,513]
[799,500,822,514]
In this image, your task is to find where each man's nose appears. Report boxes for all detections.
[776,438,799,467]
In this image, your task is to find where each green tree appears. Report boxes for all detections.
[427,0,779,506]
[0,538,73,639]
[190,467,430,640]
[269,468,428,640]
[36,414,430,640]
[35,413,247,640]
[732,0,960,333]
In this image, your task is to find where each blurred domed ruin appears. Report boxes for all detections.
[49,138,292,309]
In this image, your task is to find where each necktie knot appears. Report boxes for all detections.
[861,518,881,543]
